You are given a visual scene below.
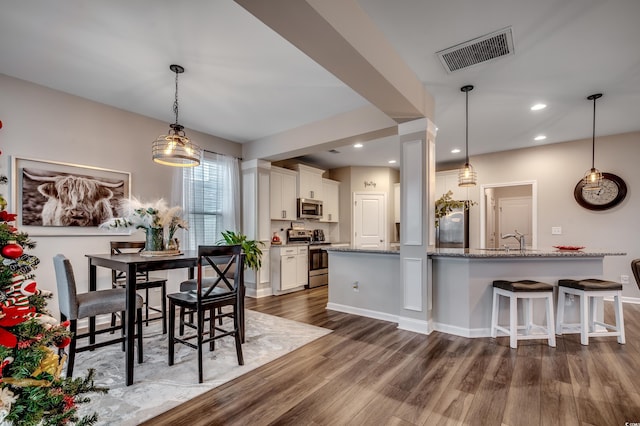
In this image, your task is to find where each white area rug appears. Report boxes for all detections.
[74,310,331,425]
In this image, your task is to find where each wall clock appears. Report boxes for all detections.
[574,172,627,211]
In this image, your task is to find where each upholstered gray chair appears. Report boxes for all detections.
[53,254,144,377]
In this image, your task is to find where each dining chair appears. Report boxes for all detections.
[109,241,168,333]
[167,245,245,383]
[53,254,144,377]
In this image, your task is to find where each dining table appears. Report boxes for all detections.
[86,250,198,386]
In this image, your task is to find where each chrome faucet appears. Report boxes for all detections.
[501,230,526,250]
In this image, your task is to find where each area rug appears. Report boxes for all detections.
[74,310,332,425]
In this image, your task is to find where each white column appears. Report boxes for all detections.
[398,118,437,334]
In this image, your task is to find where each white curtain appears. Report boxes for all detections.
[173,151,241,251]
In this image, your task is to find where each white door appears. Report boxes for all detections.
[485,188,496,248]
[498,197,532,248]
[353,192,386,249]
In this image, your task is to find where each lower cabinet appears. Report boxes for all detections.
[271,245,308,294]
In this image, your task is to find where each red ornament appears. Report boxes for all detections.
[55,336,72,349]
[1,242,23,259]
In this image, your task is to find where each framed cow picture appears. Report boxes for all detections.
[11,157,131,236]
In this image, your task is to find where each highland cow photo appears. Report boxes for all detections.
[13,158,130,235]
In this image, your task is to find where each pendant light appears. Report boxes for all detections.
[152,64,202,167]
[458,85,477,187]
[582,93,603,191]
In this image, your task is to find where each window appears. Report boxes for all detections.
[181,152,240,251]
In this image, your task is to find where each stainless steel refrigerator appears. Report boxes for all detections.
[438,206,469,248]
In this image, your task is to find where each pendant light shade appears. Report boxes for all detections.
[458,85,477,187]
[582,93,603,190]
[152,64,202,167]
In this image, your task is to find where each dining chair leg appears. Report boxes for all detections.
[168,301,176,366]
[179,306,185,336]
[197,309,205,384]
[137,307,143,364]
[234,307,244,366]
[161,283,167,334]
[120,310,126,351]
[67,319,78,378]
[209,307,215,352]
[145,288,150,326]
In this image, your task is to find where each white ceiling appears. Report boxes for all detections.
[1,0,639,170]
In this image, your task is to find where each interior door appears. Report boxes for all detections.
[498,196,532,248]
[353,192,386,249]
[485,188,496,248]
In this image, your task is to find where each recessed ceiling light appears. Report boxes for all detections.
[451,148,461,154]
[353,143,363,148]
[531,103,547,111]
[388,160,397,164]
[534,135,547,141]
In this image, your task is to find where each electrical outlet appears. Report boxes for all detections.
[551,226,562,235]
[352,281,359,292]
[621,275,630,284]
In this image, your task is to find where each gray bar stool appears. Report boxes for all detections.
[556,278,625,345]
[491,279,556,349]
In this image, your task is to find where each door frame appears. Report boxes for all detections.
[479,180,537,249]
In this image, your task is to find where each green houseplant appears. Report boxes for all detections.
[218,230,264,271]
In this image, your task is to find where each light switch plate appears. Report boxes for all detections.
[551,226,562,235]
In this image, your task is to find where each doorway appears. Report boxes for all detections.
[480,181,537,249]
[353,192,387,249]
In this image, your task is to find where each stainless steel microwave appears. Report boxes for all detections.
[297,198,323,220]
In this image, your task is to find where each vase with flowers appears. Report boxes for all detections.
[100,198,188,254]
[434,190,475,247]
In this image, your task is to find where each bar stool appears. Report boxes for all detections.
[491,279,556,349]
[555,278,625,345]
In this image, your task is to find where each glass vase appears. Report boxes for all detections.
[145,227,165,252]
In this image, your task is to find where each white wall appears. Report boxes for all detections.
[0,74,242,318]
[463,131,640,298]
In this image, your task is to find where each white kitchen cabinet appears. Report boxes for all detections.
[393,182,400,223]
[293,164,324,200]
[270,166,297,220]
[435,170,468,201]
[271,245,308,294]
[320,178,340,223]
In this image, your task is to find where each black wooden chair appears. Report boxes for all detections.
[167,245,244,383]
[109,241,168,333]
[632,259,640,290]
[53,254,144,377]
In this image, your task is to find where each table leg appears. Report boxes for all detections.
[88,262,97,347]
[126,264,137,386]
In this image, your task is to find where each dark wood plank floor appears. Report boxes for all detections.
[142,287,640,425]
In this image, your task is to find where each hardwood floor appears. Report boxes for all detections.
[143,287,640,425]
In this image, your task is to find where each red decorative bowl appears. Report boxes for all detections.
[553,245,585,251]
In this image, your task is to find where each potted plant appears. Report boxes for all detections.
[217,230,264,271]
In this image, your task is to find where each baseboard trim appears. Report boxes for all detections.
[433,322,491,338]
[246,286,273,298]
[326,303,398,324]
[603,296,640,304]
[397,317,432,335]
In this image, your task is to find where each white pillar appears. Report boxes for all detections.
[398,118,437,334]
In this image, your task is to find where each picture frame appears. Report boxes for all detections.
[10,157,132,236]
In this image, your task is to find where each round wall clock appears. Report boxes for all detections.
[574,172,627,211]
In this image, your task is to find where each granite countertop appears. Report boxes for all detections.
[324,246,625,258]
[325,246,400,255]
[428,247,626,258]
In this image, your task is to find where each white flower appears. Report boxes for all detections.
[99,197,188,234]
[0,387,17,412]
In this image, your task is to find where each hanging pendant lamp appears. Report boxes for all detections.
[152,64,202,167]
[582,93,603,190]
[458,85,477,187]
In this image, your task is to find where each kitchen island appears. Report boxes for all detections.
[326,246,625,337]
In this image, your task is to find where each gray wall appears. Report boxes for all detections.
[0,74,242,318]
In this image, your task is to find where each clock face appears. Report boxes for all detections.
[574,172,627,211]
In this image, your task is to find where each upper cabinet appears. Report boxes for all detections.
[293,164,324,200]
[435,170,469,201]
[270,166,297,220]
[320,178,340,223]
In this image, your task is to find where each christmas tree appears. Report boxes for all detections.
[0,119,105,425]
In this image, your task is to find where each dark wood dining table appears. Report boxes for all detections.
[86,250,198,386]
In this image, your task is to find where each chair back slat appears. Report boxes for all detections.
[53,254,79,319]
[632,259,640,291]
[196,245,243,301]
[110,241,149,282]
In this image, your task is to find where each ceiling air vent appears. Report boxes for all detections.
[437,27,514,73]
